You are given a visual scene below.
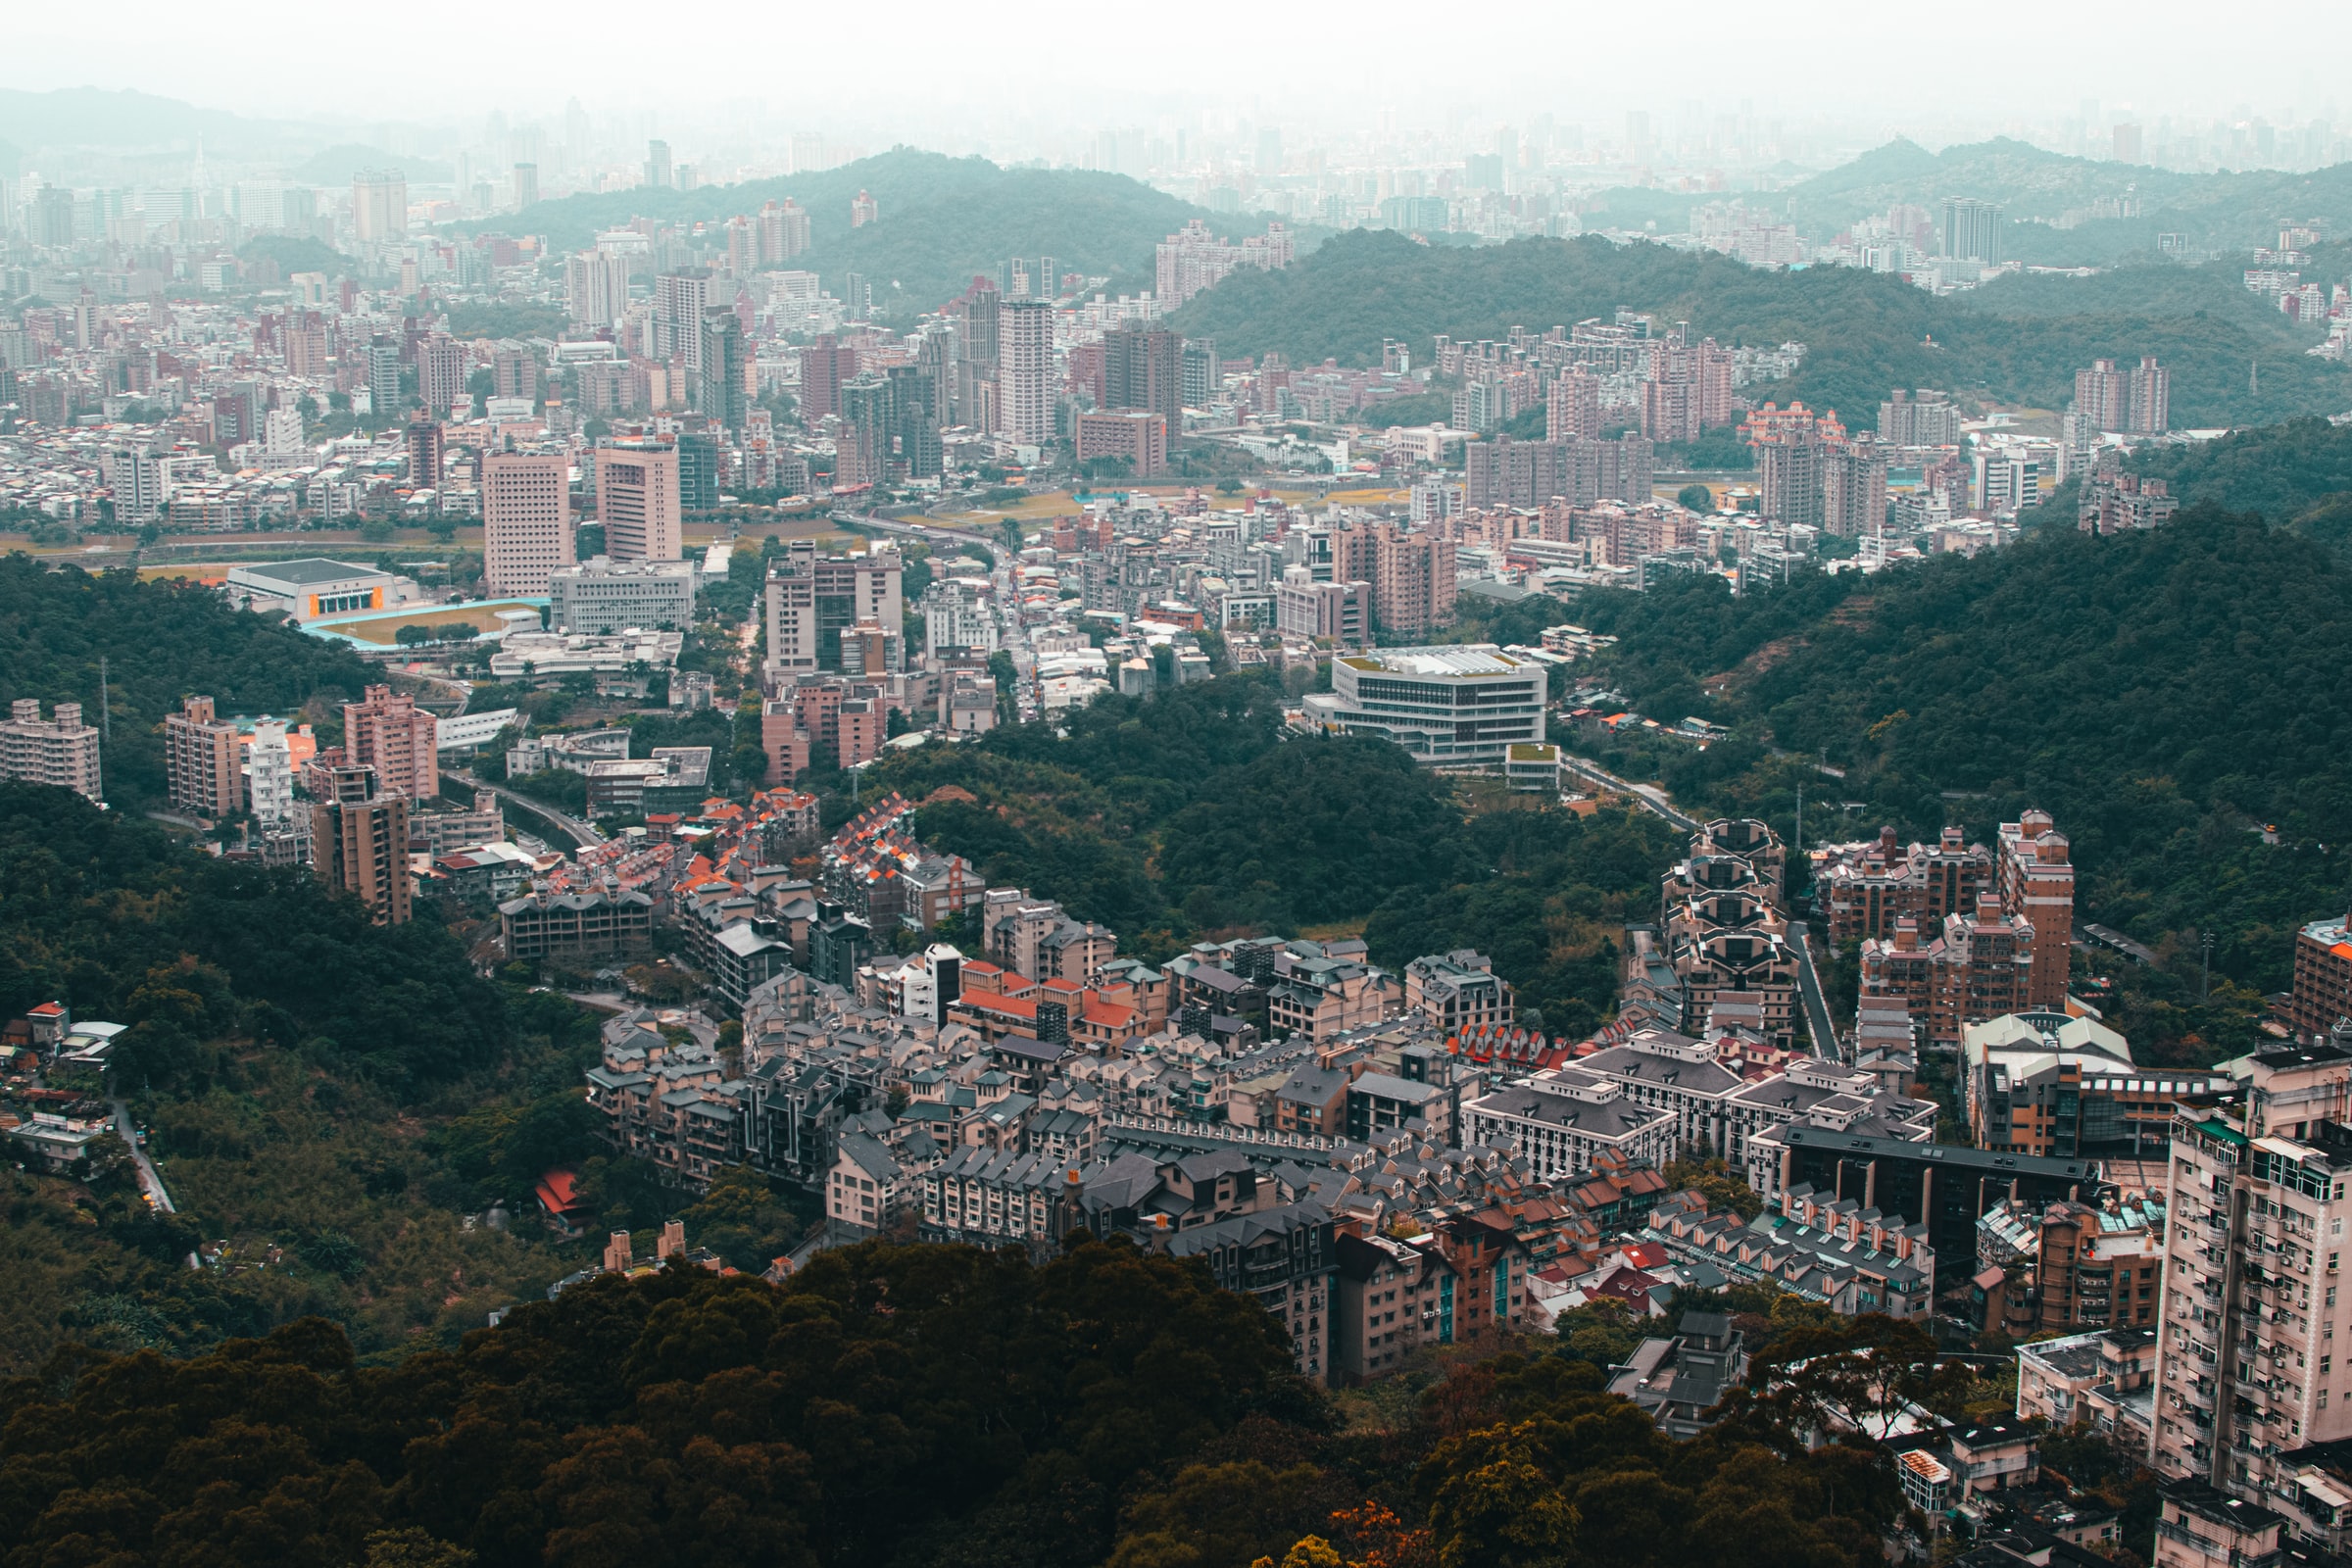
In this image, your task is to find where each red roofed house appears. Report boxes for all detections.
[1583,1261,1667,1314]
[1074,998,1145,1051]
[24,1002,68,1050]
[535,1167,596,1238]
[949,990,1040,1044]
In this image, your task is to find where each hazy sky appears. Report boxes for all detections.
[8,0,2339,132]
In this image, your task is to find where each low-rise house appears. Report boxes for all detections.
[1277,1062,1353,1136]
[1167,1198,1338,1385]
[533,1167,596,1238]
[1950,1420,2039,1500]
[1268,951,1397,1044]
[1418,1206,1533,1339]
[1606,1309,1748,1438]
[1974,1193,2166,1334]
[583,1007,748,1190]
[1348,1071,1452,1144]
[826,1123,937,1239]
[2152,1482,2292,1568]
[7,1112,111,1170]
[2272,1441,2352,1556]
[710,923,795,1015]
[1405,950,1514,1036]
[2016,1328,2158,1443]
[1646,1185,1936,1319]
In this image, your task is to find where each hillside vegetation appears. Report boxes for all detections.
[2121,416,2352,552]
[1168,229,2347,427]
[0,780,592,1363]
[1564,503,2352,1056]
[871,678,1679,1038]
[0,1256,1921,1568]
[0,563,811,1373]
[1586,137,2352,265]
[0,557,377,813]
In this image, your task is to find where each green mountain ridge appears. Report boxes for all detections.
[1583,136,2352,266]
[1167,228,2349,427]
[487,147,1213,313]
[0,86,322,156]
[1549,500,2352,1054]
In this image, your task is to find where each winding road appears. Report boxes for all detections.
[446,767,606,850]
[1558,752,1699,831]
[110,1099,174,1213]
[1790,921,1845,1062]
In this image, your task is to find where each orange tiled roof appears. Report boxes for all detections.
[957,993,1039,1021]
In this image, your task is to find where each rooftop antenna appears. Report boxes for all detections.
[99,655,109,740]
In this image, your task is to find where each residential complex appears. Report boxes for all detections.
[2151,1045,2352,1496]
[481,450,574,595]
[0,699,102,802]
[1963,1011,2228,1158]
[164,694,241,818]
[343,683,438,801]
[311,761,411,926]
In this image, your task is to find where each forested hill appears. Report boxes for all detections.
[0,556,377,812]
[1167,229,2347,428]
[1578,138,2352,267]
[1776,137,2352,264]
[869,678,1679,1041]
[2118,417,2352,554]
[490,148,1212,311]
[0,1248,1918,1568]
[1570,503,2352,1011]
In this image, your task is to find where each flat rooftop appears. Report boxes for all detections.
[228,558,385,587]
[1340,645,1530,678]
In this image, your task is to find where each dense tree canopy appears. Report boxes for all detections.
[1560,502,2352,1040]
[873,677,1677,1038]
[0,557,377,812]
[0,783,624,1372]
[0,1254,1915,1568]
[0,785,505,1096]
[2118,416,2352,555]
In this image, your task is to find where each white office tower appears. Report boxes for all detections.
[264,407,305,455]
[483,451,576,594]
[595,443,683,563]
[999,299,1054,444]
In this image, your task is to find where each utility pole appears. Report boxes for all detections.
[99,655,109,739]
[2202,932,2215,1003]
[1794,782,1802,858]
